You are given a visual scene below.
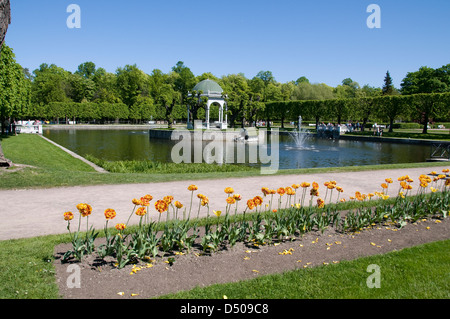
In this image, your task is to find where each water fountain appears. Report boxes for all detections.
[288,116,312,149]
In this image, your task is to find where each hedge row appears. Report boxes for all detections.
[263,93,450,130]
[31,93,450,130]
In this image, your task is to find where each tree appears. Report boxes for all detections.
[149,69,181,128]
[293,82,335,100]
[172,61,196,104]
[400,65,449,95]
[382,71,394,95]
[46,102,69,124]
[196,72,220,83]
[31,63,71,106]
[280,82,296,101]
[220,74,250,128]
[342,78,360,90]
[410,93,446,134]
[129,96,155,124]
[0,44,31,132]
[329,99,351,125]
[376,95,407,132]
[255,70,275,86]
[68,73,95,103]
[295,76,309,85]
[246,92,265,127]
[75,61,97,79]
[115,64,150,107]
[92,69,122,104]
[185,90,208,128]
[305,100,328,129]
[354,97,376,131]
[79,102,100,122]
[101,102,129,123]
[335,78,360,99]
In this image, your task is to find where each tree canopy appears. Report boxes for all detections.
[0,43,449,132]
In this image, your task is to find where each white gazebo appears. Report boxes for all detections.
[188,79,228,129]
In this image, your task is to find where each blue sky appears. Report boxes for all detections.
[4,0,450,88]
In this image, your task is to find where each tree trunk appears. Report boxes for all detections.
[361,118,369,132]
[389,118,394,133]
[422,112,429,134]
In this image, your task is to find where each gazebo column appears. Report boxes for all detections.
[225,103,228,126]
[205,101,210,129]
[219,104,223,124]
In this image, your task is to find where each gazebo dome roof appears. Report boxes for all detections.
[193,79,223,94]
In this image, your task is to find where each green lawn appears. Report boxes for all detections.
[159,239,450,299]
[0,234,69,299]
[0,134,448,190]
[0,234,448,299]
[346,130,450,141]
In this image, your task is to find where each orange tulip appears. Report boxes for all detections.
[226,197,236,205]
[64,211,74,221]
[224,187,234,194]
[115,223,126,231]
[253,196,263,206]
[104,208,116,220]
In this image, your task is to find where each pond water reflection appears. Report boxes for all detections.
[43,129,431,170]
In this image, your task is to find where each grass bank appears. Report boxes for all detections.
[0,234,70,298]
[158,239,450,299]
[346,130,450,141]
[1,134,448,190]
[84,154,258,174]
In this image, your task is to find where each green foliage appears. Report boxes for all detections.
[220,74,250,127]
[31,63,71,107]
[85,155,258,174]
[60,182,450,271]
[0,235,68,299]
[2,44,449,129]
[401,64,450,95]
[264,92,450,131]
[115,64,151,107]
[410,93,450,133]
[0,44,31,121]
[382,71,395,95]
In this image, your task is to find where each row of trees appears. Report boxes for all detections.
[265,93,450,134]
[1,43,450,133]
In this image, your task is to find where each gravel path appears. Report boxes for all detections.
[1,165,448,241]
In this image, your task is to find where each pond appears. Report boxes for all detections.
[43,128,432,170]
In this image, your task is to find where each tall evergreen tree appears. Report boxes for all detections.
[382,71,394,95]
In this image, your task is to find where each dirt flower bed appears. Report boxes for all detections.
[54,216,450,299]
[54,170,450,299]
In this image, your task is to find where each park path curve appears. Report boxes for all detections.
[0,165,448,241]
